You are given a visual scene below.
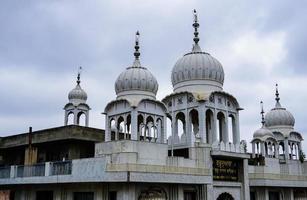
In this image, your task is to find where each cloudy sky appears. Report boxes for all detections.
[1,0,307,151]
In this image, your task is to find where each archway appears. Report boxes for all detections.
[217,112,226,142]
[77,112,86,126]
[67,112,74,125]
[176,112,186,143]
[189,109,199,138]
[217,192,234,200]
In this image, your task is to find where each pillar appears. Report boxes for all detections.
[85,111,89,127]
[235,113,241,144]
[284,138,290,161]
[243,159,250,200]
[212,110,217,142]
[131,109,138,140]
[223,112,229,143]
[198,103,206,143]
[105,115,111,142]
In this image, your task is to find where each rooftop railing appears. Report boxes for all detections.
[0,167,10,178]
[0,160,72,179]
[51,160,72,175]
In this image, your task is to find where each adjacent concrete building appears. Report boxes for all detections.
[0,10,306,200]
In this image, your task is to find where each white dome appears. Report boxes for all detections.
[253,127,274,139]
[115,31,158,101]
[68,84,87,105]
[265,90,295,128]
[265,107,295,127]
[115,63,158,99]
[171,46,224,93]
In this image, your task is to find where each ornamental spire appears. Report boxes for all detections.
[132,31,141,67]
[260,101,265,127]
[192,9,202,52]
[275,83,282,108]
[77,66,82,85]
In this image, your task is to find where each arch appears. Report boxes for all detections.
[176,112,186,143]
[117,116,125,140]
[206,109,214,143]
[217,192,234,200]
[67,112,74,125]
[138,115,144,141]
[217,112,227,142]
[189,109,199,138]
[77,112,86,126]
[109,118,116,141]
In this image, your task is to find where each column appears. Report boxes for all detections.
[64,111,68,125]
[243,158,250,200]
[85,111,89,127]
[235,113,240,144]
[284,138,290,161]
[73,110,78,125]
[124,116,127,139]
[131,109,138,140]
[105,115,111,142]
[114,119,118,140]
[275,143,279,158]
[212,110,217,143]
[198,103,206,143]
[163,116,167,143]
[223,112,229,143]
[260,142,265,156]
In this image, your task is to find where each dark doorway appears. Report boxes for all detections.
[109,191,117,200]
[217,192,234,200]
[269,192,279,200]
[36,191,53,200]
[9,191,15,200]
[184,191,196,200]
[73,192,94,200]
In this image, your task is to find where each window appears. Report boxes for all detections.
[73,192,94,200]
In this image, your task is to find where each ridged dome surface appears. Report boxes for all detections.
[171,44,224,93]
[115,64,158,99]
[265,107,295,127]
[68,84,87,104]
[253,127,275,138]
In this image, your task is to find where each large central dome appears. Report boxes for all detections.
[171,10,224,93]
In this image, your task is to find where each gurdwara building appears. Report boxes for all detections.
[0,10,306,200]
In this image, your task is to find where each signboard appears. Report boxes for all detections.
[213,159,239,181]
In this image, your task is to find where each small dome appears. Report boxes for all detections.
[171,49,224,92]
[115,31,158,100]
[265,86,295,127]
[253,127,274,138]
[68,84,87,104]
[115,64,158,99]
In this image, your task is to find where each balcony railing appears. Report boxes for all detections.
[16,163,45,177]
[51,160,72,175]
[0,167,10,178]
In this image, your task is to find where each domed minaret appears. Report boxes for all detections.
[64,67,90,126]
[171,9,224,93]
[163,10,242,149]
[115,31,158,104]
[251,101,277,158]
[104,32,167,143]
[265,84,303,161]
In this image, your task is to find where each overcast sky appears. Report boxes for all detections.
[1,0,307,152]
